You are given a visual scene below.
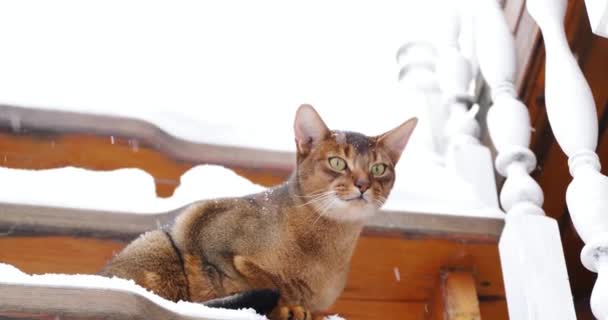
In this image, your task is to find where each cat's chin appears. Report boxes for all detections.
[321,201,378,222]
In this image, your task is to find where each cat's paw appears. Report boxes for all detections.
[269,304,312,320]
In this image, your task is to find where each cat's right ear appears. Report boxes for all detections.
[294,104,329,155]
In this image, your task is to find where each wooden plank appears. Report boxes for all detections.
[0,233,505,304]
[428,271,481,320]
[0,236,124,274]
[444,272,481,320]
[429,273,446,320]
[513,10,541,93]
[0,203,503,242]
[0,105,293,196]
[479,300,509,320]
[0,104,295,173]
[325,300,426,320]
[345,237,504,301]
[0,131,288,196]
[0,284,244,320]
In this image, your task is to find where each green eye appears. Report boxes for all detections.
[328,157,347,171]
[371,163,386,176]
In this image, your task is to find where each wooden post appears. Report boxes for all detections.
[475,0,577,318]
[527,0,608,318]
[430,271,481,320]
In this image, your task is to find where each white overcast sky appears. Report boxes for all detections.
[0,0,448,151]
[0,1,499,216]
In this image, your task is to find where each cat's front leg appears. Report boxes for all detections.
[233,255,320,320]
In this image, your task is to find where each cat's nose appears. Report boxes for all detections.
[355,179,370,193]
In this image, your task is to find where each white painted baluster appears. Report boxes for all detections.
[396,41,442,157]
[437,2,499,209]
[475,0,577,318]
[527,0,608,318]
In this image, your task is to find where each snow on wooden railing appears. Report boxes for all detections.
[475,0,577,318]
[527,0,608,318]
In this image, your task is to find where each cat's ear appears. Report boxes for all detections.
[377,117,418,164]
[294,104,330,155]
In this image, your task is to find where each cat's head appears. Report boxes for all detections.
[293,104,417,221]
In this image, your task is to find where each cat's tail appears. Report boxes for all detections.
[203,289,280,315]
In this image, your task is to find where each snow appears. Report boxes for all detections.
[0,0,441,151]
[0,0,502,217]
[0,263,265,320]
[0,263,345,320]
[0,163,501,217]
[0,165,264,213]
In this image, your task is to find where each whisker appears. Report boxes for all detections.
[293,188,332,198]
[296,192,336,208]
[311,198,335,228]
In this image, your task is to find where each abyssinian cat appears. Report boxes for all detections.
[101,104,417,319]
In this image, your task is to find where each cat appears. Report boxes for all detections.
[100,104,417,320]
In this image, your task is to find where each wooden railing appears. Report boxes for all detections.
[527,0,608,318]
[476,1,577,319]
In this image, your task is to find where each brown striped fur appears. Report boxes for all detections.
[100,105,417,318]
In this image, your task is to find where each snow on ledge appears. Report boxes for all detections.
[0,163,503,218]
[0,263,265,320]
[0,263,345,320]
[0,165,264,213]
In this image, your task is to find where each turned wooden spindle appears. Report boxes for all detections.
[435,3,499,208]
[476,0,576,318]
[396,41,441,155]
[527,0,608,317]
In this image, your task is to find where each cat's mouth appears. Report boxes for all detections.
[343,194,367,203]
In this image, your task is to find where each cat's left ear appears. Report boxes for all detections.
[294,104,330,155]
[377,117,418,164]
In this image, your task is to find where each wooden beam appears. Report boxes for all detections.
[0,202,503,242]
[0,105,293,196]
[429,271,482,320]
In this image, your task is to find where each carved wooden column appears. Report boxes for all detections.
[438,3,498,209]
[527,0,608,318]
[476,0,577,318]
[396,41,442,157]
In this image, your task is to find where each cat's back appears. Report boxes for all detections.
[170,187,288,253]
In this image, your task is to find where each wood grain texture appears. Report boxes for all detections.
[0,200,504,319]
[479,300,508,320]
[0,202,503,242]
[0,284,225,320]
[0,236,125,274]
[443,272,481,320]
[0,234,505,301]
[428,272,482,320]
[324,300,426,320]
[0,131,288,197]
[0,105,292,196]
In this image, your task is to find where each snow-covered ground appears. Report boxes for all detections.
[0,263,344,320]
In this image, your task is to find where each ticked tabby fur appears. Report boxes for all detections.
[100,105,417,319]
